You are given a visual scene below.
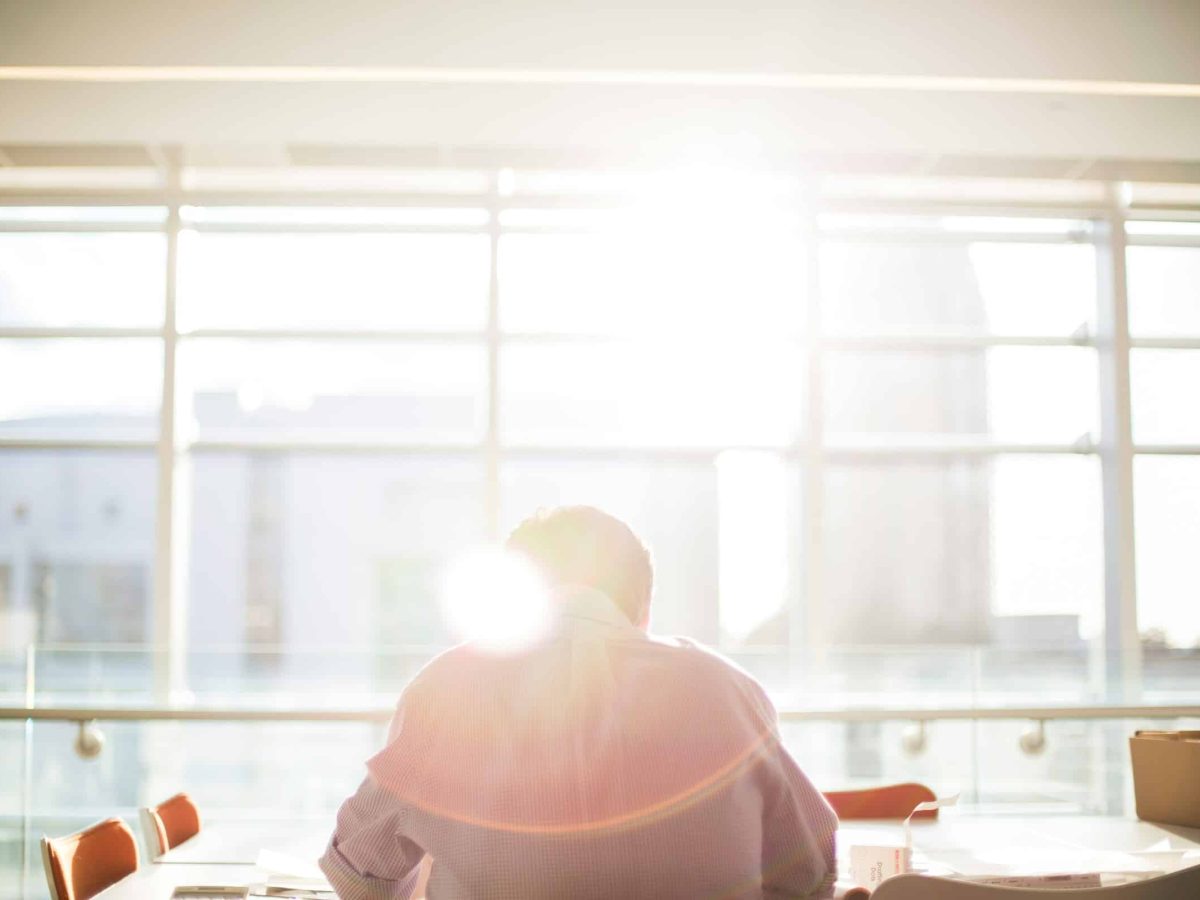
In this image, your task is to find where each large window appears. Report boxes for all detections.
[1,171,1198,716]
[1128,223,1200,673]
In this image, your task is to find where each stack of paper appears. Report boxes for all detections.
[255,850,334,899]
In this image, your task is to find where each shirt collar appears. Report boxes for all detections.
[555,585,642,635]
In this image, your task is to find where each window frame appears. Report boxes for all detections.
[2,167,1197,705]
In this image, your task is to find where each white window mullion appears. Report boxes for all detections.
[152,151,190,701]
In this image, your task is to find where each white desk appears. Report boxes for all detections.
[95,865,262,900]
[842,813,1200,881]
[96,812,1200,898]
[157,821,329,865]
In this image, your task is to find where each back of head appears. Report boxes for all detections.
[505,506,653,625]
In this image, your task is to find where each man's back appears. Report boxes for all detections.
[323,589,837,899]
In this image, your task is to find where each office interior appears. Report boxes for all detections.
[1,1,1200,897]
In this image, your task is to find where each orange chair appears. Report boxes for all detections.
[40,817,139,900]
[823,782,939,820]
[140,792,202,860]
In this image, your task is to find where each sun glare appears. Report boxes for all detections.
[440,547,555,654]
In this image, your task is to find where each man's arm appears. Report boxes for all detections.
[319,775,426,900]
[741,681,838,898]
[760,742,839,898]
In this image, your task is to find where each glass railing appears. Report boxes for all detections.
[3,643,1199,899]
[10,642,1199,709]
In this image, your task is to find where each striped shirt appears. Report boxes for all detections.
[321,589,838,899]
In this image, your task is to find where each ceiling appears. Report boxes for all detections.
[1,1,1199,168]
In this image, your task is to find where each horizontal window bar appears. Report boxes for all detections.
[822,333,1093,350]
[2,704,1196,725]
[818,228,1092,245]
[819,197,1110,220]
[179,328,486,342]
[824,440,1097,458]
[0,190,1130,220]
[0,219,165,233]
[0,435,1124,458]
[187,436,485,455]
[0,433,158,451]
[1125,234,1200,248]
[0,329,1124,347]
[1133,444,1200,455]
[184,221,489,235]
[0,326,164,339]
[1125,207,1200,221]
[1129,337,1200,350]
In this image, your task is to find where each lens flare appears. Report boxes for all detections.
[440,547,554,653]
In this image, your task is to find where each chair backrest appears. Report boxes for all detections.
[40,818,139,900]
[142,792,201,858]
[872,867,1200,899]
[822,782,938,820]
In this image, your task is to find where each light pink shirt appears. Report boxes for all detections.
[321,589,838,899]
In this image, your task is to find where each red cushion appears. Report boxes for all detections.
[44,818,138,900]
[823,782,939,820]
[151,792,202,852]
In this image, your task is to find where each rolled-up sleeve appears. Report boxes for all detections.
[320,698,426,900]
[320,775,425,900]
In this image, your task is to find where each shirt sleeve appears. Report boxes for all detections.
[750,687,839,898]
[320,700,427,900]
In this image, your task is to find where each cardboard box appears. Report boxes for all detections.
[1129,730,1200,828]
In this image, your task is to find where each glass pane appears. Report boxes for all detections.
[0,339,161,436]
[188,454,485,700]
[990,456,1104,636]
[1135,457,1200,653]
[823,456,1102,645]
[0,232,165,326]
[179,339,486,443]
[825,347,1098,442]
[716,452,797,648]
[821,241,1095,335]
[1131,350,1200,444]
[500,231,805,335]
[502,340,803,447]
[178,232,489,330]
[0,451,157,682]
[1127,246,1200,336]
[783,718,975,801]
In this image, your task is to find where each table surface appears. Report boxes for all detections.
[851,813,1200,879]
[157,820,329,865]
[95,865,263,900]
[97,811,1200,898]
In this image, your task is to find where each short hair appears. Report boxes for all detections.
[505,506,653,624]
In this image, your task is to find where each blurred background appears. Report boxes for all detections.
[1,1,1200,896]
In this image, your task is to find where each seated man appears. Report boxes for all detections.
[321,506,837,899]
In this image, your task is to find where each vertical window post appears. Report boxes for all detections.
[1096,183,1142,703]
[797,182,826,685]
[1095,184,1142,814]
[152,149,189,701]
[485,172,503,539]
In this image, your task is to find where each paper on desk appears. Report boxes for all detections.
[1138,838,1200,868]
[903,792,958,851]
[255,850,327,882]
